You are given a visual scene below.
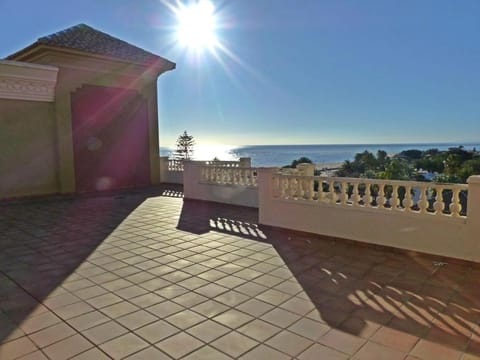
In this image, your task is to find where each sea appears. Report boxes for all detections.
[160,143,480,168]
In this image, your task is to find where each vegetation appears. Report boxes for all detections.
[282,157,313,169]
[335,146,480,183]
[173,130,195,160]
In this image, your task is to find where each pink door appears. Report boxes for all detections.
[71,85,150,193]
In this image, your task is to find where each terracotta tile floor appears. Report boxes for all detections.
[1,185,479,359]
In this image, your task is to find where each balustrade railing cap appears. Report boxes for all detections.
[467,175,480,184]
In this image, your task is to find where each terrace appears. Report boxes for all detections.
[1,23,479,360]
[1,183,479,360]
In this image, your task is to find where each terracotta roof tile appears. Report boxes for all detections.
[7,23,174,68]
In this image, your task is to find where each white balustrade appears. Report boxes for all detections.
[203,160,242,167]
[201,166,258,187]
[272,174,468,218]
[167,159,184,171]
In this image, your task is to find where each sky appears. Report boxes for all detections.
[1,0,480,148]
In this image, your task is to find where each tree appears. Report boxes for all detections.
[174,131,195,160]
[283,157,313,169]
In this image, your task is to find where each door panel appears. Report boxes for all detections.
[71,85,150,192]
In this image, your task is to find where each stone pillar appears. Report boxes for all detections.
[296,163,315,176]
[159,156,169,183]
[467,175,480,262]
[257,167,278,225]
[239,157,251,167]
[183,160,204,199]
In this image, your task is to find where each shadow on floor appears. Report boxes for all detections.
[0,185,181,344]
[178,198,480,356]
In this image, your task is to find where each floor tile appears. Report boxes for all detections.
[354,341,406,360]
[135,319,179,343]
[124,346,171,360]
[237,319,281,342]
[19,312,62,334]
[43,334,93,360]
[298,343,348,360]
[156,332,204,359]
[371,326,420,352]
[187,320,231,343]
[166,309,206,329]
[260,307,301,328]
[319,329,367,355]
[211,331,258,358]
[213,309,253,329]
[117,310,158,330]
[0,336,38,360]
[240,344,290,360]
[99,333,149,359]
[82,320,128,345]
[183,345,232,360]
[146,300,184,318]
[265,330,313,356]
[66,310,110,331]
[410,338,463,360]
[70,347,111,360]
[28,322,76,348]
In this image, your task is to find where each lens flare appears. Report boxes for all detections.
[175,0,218,51]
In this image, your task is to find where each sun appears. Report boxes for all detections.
[175,0,218,51]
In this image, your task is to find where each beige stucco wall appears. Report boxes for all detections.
[24,51,163,193]
[2,47,171,197]
[0,99,58,198]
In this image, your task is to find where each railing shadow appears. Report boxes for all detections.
[177,199,480,356]
[0,185,180,344]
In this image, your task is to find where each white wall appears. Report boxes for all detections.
[183,162,258,208]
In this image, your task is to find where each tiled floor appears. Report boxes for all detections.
[0,185,479,359]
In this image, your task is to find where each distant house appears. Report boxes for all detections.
[0,24,175,199]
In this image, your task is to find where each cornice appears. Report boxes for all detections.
[0,60,58,102]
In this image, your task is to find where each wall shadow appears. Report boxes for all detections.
[178,199,480,356]
[0,185,180,344]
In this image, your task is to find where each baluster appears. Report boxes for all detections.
[298,178,305,199]
[449,188,462,217]
[294,178,300,198]
[307,178,314,200]
[246,169,252,186]
[329,180,337,204]
[341,181,349,205]
[363,183,371,208]
[317,180,325,201]
[418,186,429,214]
[391,185,399,210]
[404,185,414,212]
[352,182,360,206]
[376,183,385,209]
[302,178,308,200]
[433,186,444,215]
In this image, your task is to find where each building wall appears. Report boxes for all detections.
[1,49,167,197]
[0,99,58,198]
[35,53,162,193]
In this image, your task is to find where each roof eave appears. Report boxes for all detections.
[6,43,176,74]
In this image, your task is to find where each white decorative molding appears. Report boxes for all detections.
[0,60,58,102]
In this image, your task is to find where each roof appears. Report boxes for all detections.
[6,24,175,69]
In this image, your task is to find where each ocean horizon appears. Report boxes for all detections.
[160,142,480,168]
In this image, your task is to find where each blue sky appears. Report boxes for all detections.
[1,0,479,147]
